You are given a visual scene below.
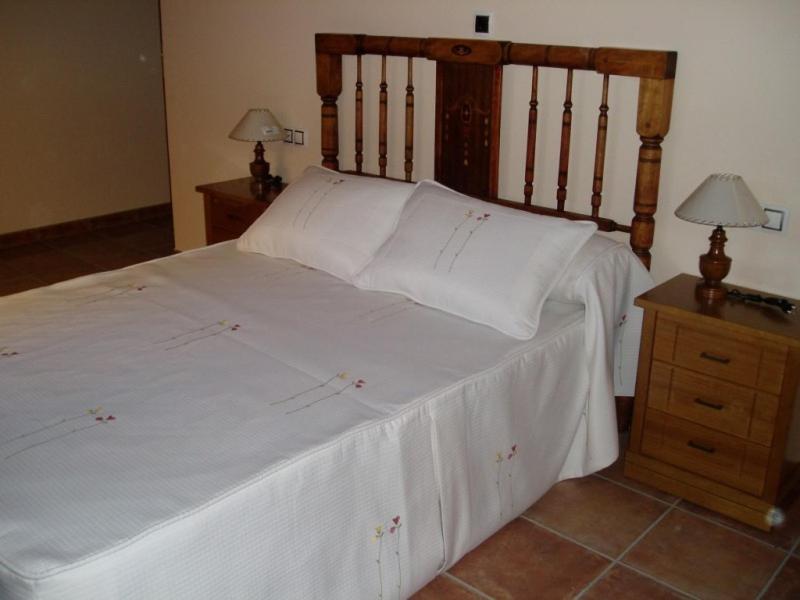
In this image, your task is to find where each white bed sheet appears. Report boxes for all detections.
[0,240,647,599]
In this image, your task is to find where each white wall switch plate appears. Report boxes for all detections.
[473,12,492,37]
[293,129,305,145]
[283,128,293,143]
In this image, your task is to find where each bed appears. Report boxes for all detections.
[0,33,676,600]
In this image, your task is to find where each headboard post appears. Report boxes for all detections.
[316,51,343,170]
[631,78,674,269]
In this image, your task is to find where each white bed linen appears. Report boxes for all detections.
[548,235,655,478]
[0,241,647,599]
[354,179,597,339]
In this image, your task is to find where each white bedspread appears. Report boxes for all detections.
[0,240,649,599]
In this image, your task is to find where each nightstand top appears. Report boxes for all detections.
[635,273,800,345]
[196,177,285,204]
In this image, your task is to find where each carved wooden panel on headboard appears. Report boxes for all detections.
[435,62,501,198]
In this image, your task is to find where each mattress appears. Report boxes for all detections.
[0,241,643,599]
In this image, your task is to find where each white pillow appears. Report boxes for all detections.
[355,180,597,339]
[237,166,415,282]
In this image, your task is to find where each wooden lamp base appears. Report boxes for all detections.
[698,225,731,301]
[249,141,273,184]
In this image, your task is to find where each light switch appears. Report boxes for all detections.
[473,12,492,36]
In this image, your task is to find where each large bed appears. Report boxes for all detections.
[0,33,676,600]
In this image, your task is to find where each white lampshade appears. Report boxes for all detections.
[675,173,767,227]
[229,109,284,142]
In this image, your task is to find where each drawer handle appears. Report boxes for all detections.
[687,440,716,454]
[694,398,724,411]
[700,351,730,365]
[225,212,243,222]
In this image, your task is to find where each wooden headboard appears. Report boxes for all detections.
[315,33,676,268]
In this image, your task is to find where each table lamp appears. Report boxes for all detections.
[229,108,284,183]
[675,173,767,301]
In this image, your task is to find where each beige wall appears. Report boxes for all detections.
[0,0,170,235]
[161,0,800,297]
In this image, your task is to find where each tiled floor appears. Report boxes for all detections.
[3,223,799,599]
[413,445,800,600]
[0,215,174,296]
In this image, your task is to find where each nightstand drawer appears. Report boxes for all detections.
[647,361,779,444]
[641,410,769,496]
[199,178,284,247]
[653,315,787,393]
[209,198,267,234]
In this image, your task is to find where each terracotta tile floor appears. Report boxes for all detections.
[414,444,800,599]
[3,223,799,599]
[0,215,174,296]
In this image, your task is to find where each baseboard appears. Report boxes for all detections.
[0,203,172,249]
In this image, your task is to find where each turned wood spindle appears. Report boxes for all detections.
[316,52,342,171]
[379,55,388,177]
[632,134,662,269]
[556,69,574,211]
[523,66,539,206]
[355,55,364,173]
[404,58,415,182]
[591,74,611,218]
[631,78,674,270]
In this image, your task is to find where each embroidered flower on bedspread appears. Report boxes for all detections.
[495,451,505,518]
[356,298,419,324]
[1,407,118,461]
[507,444,518,513]
[389,515,403,597]
[0,346,19,358]
[495,443,518,520]
[72,283,148,304]
[155,320,241,351]
[617,313,627,386]
[374,524,385,600]
[372,515,403,599]
[271,371,367,415]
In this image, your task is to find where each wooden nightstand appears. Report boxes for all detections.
[625,273,800,531]
[196,178,285,244]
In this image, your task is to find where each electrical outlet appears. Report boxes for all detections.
[762,205,789,233]
[474,12,492,36]
[283,128,293,143]
[293,129,305,145]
